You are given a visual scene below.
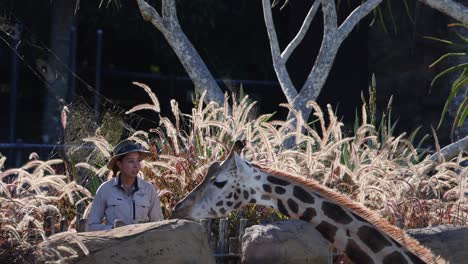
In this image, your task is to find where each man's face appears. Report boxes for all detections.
[116,152,142,178]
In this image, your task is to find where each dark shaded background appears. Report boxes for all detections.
[0,0,456,167]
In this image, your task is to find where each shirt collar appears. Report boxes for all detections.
[113,175,140,193]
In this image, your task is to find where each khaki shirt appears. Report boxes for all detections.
[87,175,164,231]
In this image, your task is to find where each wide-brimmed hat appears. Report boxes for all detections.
[106,140,151,170]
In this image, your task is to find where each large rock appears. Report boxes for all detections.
[241,220,330,264]
[241,221,468,264]
[37,219,215,264]
[407,225,468,264]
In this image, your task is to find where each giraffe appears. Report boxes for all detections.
[171,141,446,264]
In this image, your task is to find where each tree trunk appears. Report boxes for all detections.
[135,0,225,106]
[41,0,75,143]
[160,26,225,105]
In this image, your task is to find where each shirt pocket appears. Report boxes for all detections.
[105,197,125,224]
[134,197,151,223]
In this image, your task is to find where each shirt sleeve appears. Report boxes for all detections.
[148,185,164,222]
[87,184,113,231]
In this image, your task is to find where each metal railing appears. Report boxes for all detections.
[2,25,278,168]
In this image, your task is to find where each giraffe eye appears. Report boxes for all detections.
[213,180,227,189]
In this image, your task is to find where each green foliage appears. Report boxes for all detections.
[369,0,409,36]
[426,23,468,134]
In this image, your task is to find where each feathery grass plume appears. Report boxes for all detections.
[0,157,91,263]
[74,88,466,228]
[126,82,161,114]
[82,136,112,160]
[170,99,181,131]
[128,131,151,150]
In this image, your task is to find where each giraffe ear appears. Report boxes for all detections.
[233,140,245,154]
[233,152,249,177]
[227,140,245,158]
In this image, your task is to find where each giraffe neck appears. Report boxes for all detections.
[241,167,439,264]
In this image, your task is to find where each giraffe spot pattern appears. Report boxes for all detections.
[382,251,408,264]
[250,188,256,194]
[234,201,242,209]
[254,175,261,180]
[249,198,256,204]
[277,199,290,217]
[299,208,316,222]
[346,229,350,237]
[275,186,286,194]
[263,184,272,193]
[236,188,241,194]
[405,251,426,264]
[216,201,223,206]
[322,201,353,224]
[267,176,290,186]
[345,239,374,264]
[226,192,233,199]
[234,193,239,200]
[357,226,392,253]
[287,198,299,214]
[261,195,271,200]
[293,186,315,204]
[226,201,233,207]
[315,221,337,243]
[243,190,249,200]
[219,208,226,214]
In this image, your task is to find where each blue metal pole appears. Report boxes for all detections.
[9,24,21,144]
[67,26,77,103]
[95,29,103,117]
[8,24,21,165]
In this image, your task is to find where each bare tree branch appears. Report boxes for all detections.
[298,0,340,108]
[162,0,177,22]
[135,0,166,33]
[418,0,468,25]
[325,0,338,30]
[281,0,322,61]
[262,0,297,103]
[429,136,468,161]
[134,0,467,127]
[287,0,382,124]
[337,0,383,43]
[135,0,225,106]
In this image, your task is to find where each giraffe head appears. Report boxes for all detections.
[171,141,259,220]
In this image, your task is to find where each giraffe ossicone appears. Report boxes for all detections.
[171,141,446,264]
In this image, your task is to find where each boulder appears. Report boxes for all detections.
[407,224,468,264]
[241,220,330,264]
[241,221,468,264]
[36,219,215,264]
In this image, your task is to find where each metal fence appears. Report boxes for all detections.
[1,25,278,169]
